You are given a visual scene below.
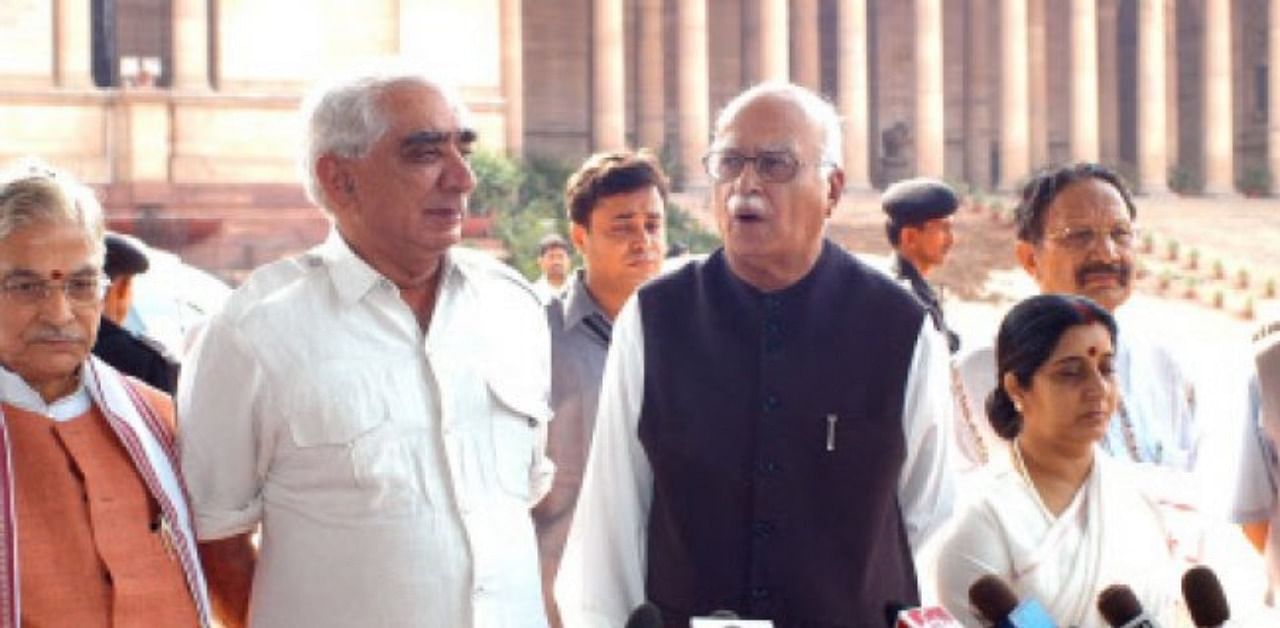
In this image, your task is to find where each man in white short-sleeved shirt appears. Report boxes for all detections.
[179,71,553,628]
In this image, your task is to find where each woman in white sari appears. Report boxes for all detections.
[936,294,1181,628]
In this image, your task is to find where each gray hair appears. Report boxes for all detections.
[0,160,106,267]
[713,82,844,172]
[299,70,469,212]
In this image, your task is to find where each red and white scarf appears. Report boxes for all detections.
[0,356,210,627]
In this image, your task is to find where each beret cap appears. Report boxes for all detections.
[882,177,959,225]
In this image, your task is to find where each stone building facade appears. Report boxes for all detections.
[0,1,1275,274]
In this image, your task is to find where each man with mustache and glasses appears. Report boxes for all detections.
[952,163,1198,475]
[0,164,210,627]
[555,83,955,627]
[532,150,668,628]
[179,70,553,628]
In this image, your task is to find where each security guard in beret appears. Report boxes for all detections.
[91,233,180,392]
[882,177,961,353]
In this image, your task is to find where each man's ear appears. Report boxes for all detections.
[316,154,355,210]
[824,167,845,217]
[570,221,590,254]
[1015,240,1039,280]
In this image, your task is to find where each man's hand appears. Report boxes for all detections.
[199,533,257,628]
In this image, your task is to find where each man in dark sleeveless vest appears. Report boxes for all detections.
[555,83,956,628]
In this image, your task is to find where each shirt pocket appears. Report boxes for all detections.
[285,376,424,513]
[486,377,550,501]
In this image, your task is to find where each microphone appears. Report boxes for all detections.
[968,574,1057,628]
[624,602,662,628]
[1181,566,1230,628]
[891,605,963,627]
[1097,584,1161,627]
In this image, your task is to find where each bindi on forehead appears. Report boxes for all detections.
[1086,345,1098,357]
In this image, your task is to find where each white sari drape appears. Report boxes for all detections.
[936,449,1180,628]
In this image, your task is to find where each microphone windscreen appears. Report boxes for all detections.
[1181,566,1230,627]
[625,602,663,628]
[1097,584,1143,627]
[968,574,1018,623]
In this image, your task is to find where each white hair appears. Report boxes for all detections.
[713,81,844,172]
[0,159,106,267]
[299,69,469,212]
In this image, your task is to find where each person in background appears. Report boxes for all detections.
[92,233,180,393]
[882,177,960,353]
[1231,320,1280,606]
[0,163,209,626]
[533,233,572,303]
[532,149,668,627]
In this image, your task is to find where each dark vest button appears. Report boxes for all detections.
[762,395,780,412]
[756,460,778,475]
[752,521,774,539]
[750,586,770,599]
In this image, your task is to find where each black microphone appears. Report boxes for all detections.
[625,602,662,628]
[1097,584,1162,627]
[968,574,1056,627]
[1181,566,1230,628]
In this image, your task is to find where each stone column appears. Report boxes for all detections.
[636,0,665,151]
[1028,0,1048,168]
[500,0,524,157]
[1165,0,1178,168]
[593,0,626,151]
[1071,0,1100,162]
[792,0,821,90]
[966,0,993,191]
[1000,0,1030,191]
[55,0,93,88]
[1097,0,1119,165]
[1203,0,1234,195]
[759,0,789,82]
[1270,0,1280,193]
[916,0,945,178]
[1137,0,1168,193]
[171,0,210,90]
[678,0,710,188]
[838,0,871,190]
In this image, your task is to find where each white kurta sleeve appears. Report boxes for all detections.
[555,296,653,628]
[177,313,270,539]
[933,500,1013,628]
[897,319,957,551]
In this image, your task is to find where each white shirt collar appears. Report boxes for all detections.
[309,229,462,305]
[0,363,90,421]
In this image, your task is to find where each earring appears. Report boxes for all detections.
[1013,399,1024,413]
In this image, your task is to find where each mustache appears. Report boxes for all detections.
[25,327,86,343]
[1075,261,1131,286]
[727,195,767,215]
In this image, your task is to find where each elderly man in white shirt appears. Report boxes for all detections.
[953,163,1197,474]
[179,70,553,628]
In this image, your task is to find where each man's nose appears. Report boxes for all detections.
[440,149,476,194]
[37,287,77,323]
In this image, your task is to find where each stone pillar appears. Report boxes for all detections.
[792,0,821,91]
[55,0,93,88]
[1203,0,1234,195]
[1165,0,1178,168]
[171,0,210,90]
[1137,0,1168,193]
[678,0,710,188]
[593,0,626,151]
[636,0,665,151]
[1097,0,1119,165]
[838,0,871,190]
[759,0,789,82]
[1071,0,1100,162]
[1028,0,1048,168]
[916,0,945,178]
[966,0,993,190]
[1270,0,1280,193]
[1000,0,1030,191]
[500,0,524,157]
